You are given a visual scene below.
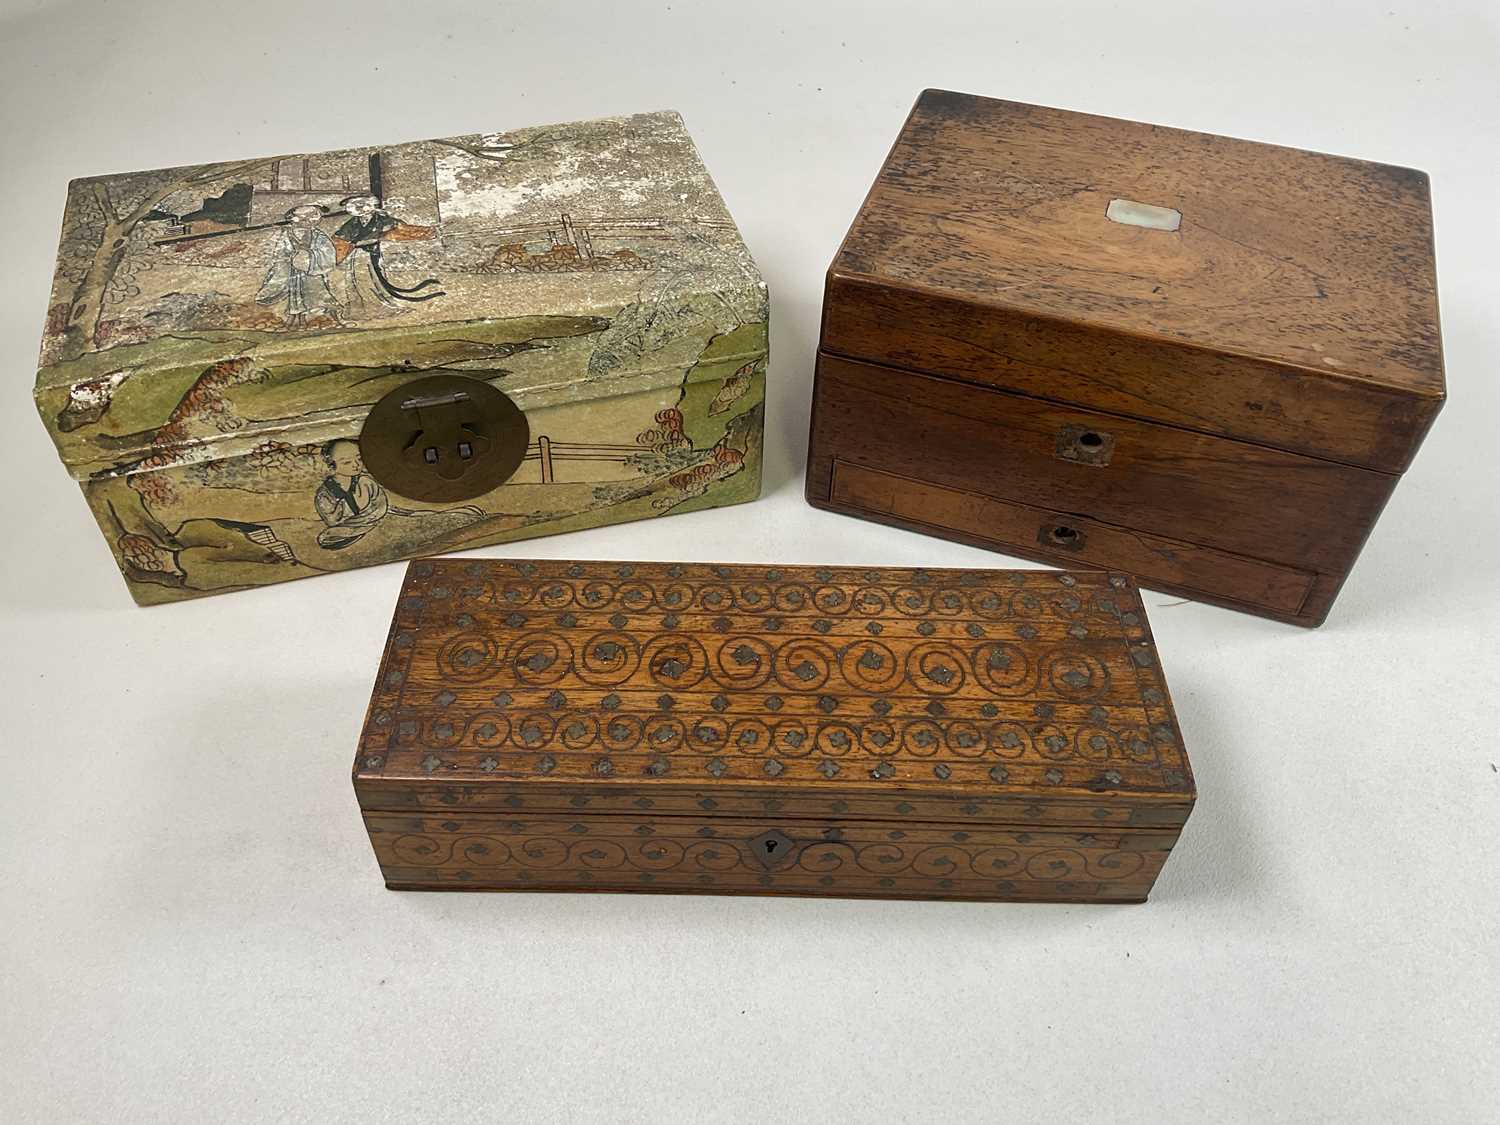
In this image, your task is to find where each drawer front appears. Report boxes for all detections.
[828,461,1318,618]
[809,353,1396,575]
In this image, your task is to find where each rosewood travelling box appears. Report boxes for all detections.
[353,559,1195,903]
[34,111,767,604]
[807,91,1445,626]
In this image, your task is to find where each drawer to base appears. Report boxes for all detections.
[815,459,1344,627]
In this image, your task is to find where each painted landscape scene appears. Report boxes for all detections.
[34,111,768,603]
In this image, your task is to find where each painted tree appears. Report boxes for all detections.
[53,159,270,362]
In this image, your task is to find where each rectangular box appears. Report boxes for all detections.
[807,90,1445,626]
[35,111,767,604]
[353,559,1195,903]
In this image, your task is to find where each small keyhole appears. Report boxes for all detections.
[764,839,778,854]
[1078,431,1103,449]
[423,447,439,464]
[1051,525,1079,544]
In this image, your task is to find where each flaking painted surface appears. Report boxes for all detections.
[34,111,768,603]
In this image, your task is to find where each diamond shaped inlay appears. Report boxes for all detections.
[748,829,797,871]
[362,561,1189,882]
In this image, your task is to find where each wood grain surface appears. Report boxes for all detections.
[823,460,1326,620]
[810,90,1445,625]
[809,354,1396,573]
[830,89,1445,465]
[353,558,1195,902]
[820,277,1442,472]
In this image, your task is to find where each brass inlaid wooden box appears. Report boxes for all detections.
[807,90,1445,626]
[353,559,1195,903]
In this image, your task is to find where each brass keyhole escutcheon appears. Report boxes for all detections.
[359,372,529,503]
[1039,522,1088,552]
[1055,423,1115,466]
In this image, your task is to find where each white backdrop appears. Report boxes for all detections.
[1,2,1495,1122]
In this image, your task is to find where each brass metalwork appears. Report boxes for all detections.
[359,372,529,503]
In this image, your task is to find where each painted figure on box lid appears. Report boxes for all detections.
[34,111,769,604]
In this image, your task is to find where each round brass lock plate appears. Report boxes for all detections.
[359,372,529,503]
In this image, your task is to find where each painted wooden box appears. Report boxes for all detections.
[353,559,1195,903]
[807,90,1445,626]
[34,111,767,604]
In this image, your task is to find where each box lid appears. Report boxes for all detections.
[35,111,766,481]
[353,559,1195,830]
[823,91,1444,473]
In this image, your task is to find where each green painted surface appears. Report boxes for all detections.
[36,111,767,603]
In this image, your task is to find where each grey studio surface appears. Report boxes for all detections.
[0,2,1495,1123]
